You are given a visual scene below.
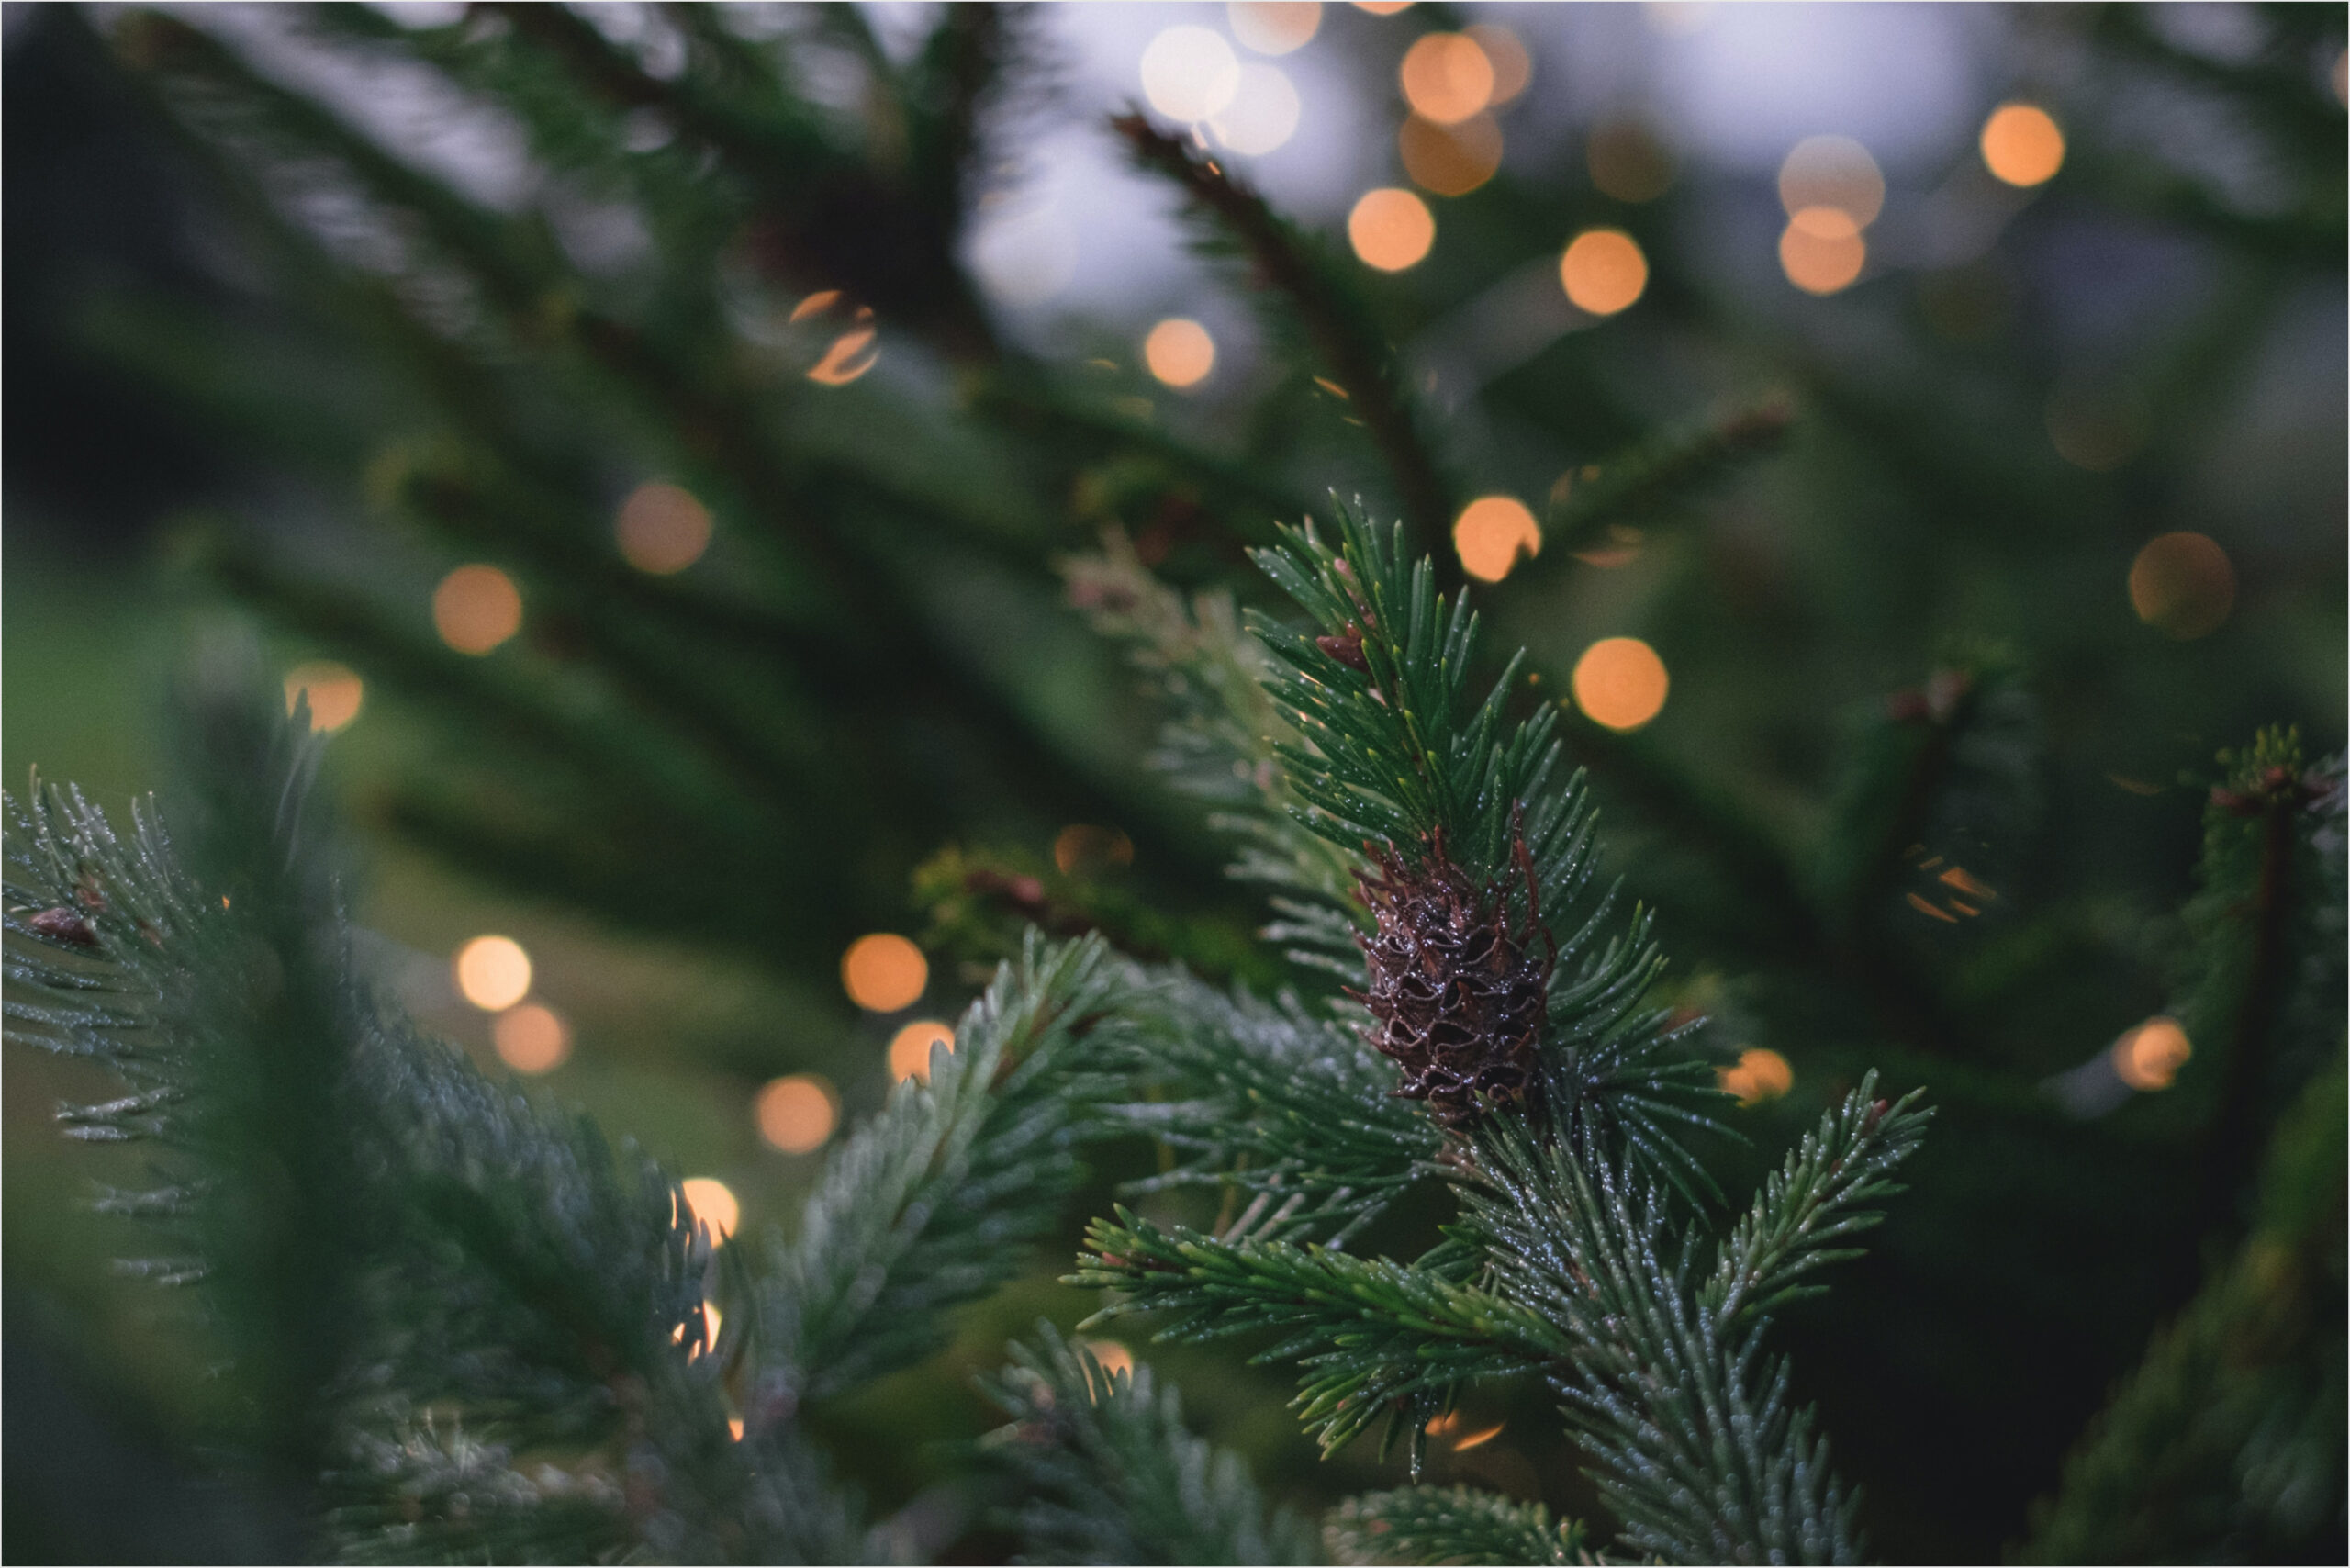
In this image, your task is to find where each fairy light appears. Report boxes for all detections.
[755,1074,839,1153]
[889,1019,955,1084]
[679,1177,738,1241]
[1452,497,1541,583]
[1400,113,1503,197]
[1226,1,1319,55]
[1560,229,1648,315]
[432,565,522,655]
[616,482,712,574]
[1979,103,2065,187]
[284,661,364,732]
[1140,26,1241,122]
[1144,319,1216,388]
[2111,1017,2191,1092]
[1209,62,1302,155]
[1571,638,1668,731]
[454,935,532,1011]
[494,1003,570,1073]
[1398,32,1494,125]
[841,933,926,1012]
[2128,532,2235,640]
[1348,187,1435,270]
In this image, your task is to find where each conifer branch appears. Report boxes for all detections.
[1327,1485,1592,1567]
[979,1326,1318,1565]
[1533,392,1795,572]
[755,935,1130,1408]
[1072,1206,1572,1458]
[1113,115,1460,569]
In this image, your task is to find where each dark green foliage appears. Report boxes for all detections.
[1327,1485,1589,1567]
[980,1327,1318,1566]
[2023,1058,2346,1562]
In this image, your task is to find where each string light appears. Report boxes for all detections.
[890,1019,955,1084]
[1571,638,1668,731]
[2110,1017,2191,1092]
[1209,62,1302,155]
[1560,229,1648,315]
[454,935,532,1011]
[494,1003,570,1073]
[432,564,522,655]
[2128,532,2235,640]
[1348,187,1435,270]
[616,482,712,574]
[284,662,364,732]
[842,933,926,1012]
[1398,32,1494,125]
[679,1177,738,1240]
[1719,1047,1794,1105]
[1140,26,1241,122]
[755,1074,839,1153]
[1400,113,1503,197]
[1979,103,2064,187]
[1144,319,1216,388]
[1452,497,1541,583]
[1226,1,1320,55]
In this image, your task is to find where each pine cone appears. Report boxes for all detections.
[1353,829,1551,1126]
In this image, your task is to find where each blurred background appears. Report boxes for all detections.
[5,2,2343,1561]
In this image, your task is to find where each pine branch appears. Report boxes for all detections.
[754,934,1131,1406]
[1113,114,1460,570]
[1455,1078,1930,1566]
[979,1326,1319,1566]
[2022,1056,2346,1562]
[4,683,829,1562]
[1072,1206,1571,1459]
[1531,392,1795,572]
[1327,1485,1591,1567]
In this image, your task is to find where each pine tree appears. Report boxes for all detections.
[9,3,2344,1562]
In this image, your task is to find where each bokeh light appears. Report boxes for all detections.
[1452,496,1541,583]
[842,932,926,1012]
[1400,112,1503,197]
[1227,1,1320,55]
[1348,187,1435,271]
[1780,211,1866,294]
[1719,1047,1795,1105]
[681,1176,738,1240]
[1353,1,1412,14]
[616,481,712,575]
[1777,135,1885,229]
[1054,823,1136,874]
[2128,532,2236,640]
[494,1002,570,1074]
[433,564,522,655]
[1083,1338,1135,1380]
[1210,62,1302,155]
[2111,1016,2191,1092]
[1461,24,1531,102]
[284,661,364,733]
[890,1019,956,1084]
[1980,103,2064,187]
[1571,637,1669,731]
[807,323,878,386]
[755,1073,839,1154]
[1398,32,1494,125]
[1144,318,1216,388]
[1560,229,1648,315]
[1141,26,1241,123]
[1587,118,1676,202]
[454,935,532,1011]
